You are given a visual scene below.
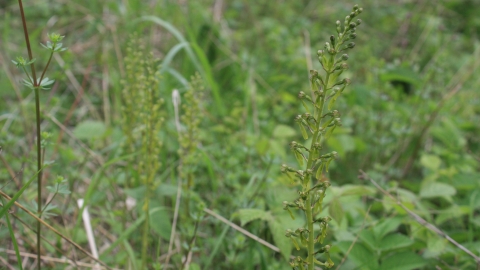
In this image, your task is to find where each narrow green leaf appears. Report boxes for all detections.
[0,170,41,219]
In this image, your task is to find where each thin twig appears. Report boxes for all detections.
[203,208,280,253]
[0,249,121,270]
[358,170,480,265]
[165,176,182,266]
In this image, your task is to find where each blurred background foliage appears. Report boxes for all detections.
[1,0,479,269]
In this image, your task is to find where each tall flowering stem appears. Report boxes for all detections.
[282,5,363,270]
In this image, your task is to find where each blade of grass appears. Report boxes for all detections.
[73,152,138,231]
[1,198,23,270]
[0,168,41,219]
[139,16,225,115]
[99,207,164,257]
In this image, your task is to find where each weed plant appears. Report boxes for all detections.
[281,5,363,269]
[2,1,480,269]
[4,1,67,269]
[121,37,164,269]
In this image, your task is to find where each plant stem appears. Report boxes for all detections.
[305,71,329,270]
[34,86,43,268]
[17,0,43,268]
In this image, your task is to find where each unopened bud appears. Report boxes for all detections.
[325,42,331,51]
[330,35,335,46]
[341,54,349,61]
[356,19,362,25]
[347,42,355,48]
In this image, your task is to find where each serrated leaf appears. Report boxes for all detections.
[378,234,413,251]
[358,230,377,251]
[336,241,379,269]
[373,216,403,240]
[419,182,456,198]
[73,120,106,140]
[328,198,344,225]
[379,251,427,270]
[234,208,269,226]
[267,218,291,261]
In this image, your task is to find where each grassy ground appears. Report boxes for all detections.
[1,0,480,269]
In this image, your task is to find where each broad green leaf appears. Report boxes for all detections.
[73,120,106,140]
[378,234,413,251]
[329,198,344,225]
[435,205,470,225]
[234,208,270,226]
[358,230,377,251]
[268,217,291,261]
[272,124,297,138]
[336,241,379,269]
[452,173,480,191]
[420,154,442,171]
[424,236,447,258]
[373,216,403,240]
[419,182,456,198]
[379,251,427,270]
[149,207,172,241]
[189,263,201,270]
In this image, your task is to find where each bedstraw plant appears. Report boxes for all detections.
[281,5,363,270]
[10,1,67,268]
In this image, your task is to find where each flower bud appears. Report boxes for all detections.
[347,42,355,48]
[341,54,349,61]
[349,22,356,29]
[298,91,306,99]
[317,50,324,56]
[324,42,331,51]
[356,19,362,25]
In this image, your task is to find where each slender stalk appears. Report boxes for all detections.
[304,79,328,270]
[17,0,43,268]
[283,6,363,269]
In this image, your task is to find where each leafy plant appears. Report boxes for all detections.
[9,1,67,268]
[280,5,363,269]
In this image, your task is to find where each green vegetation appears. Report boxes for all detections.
[1,1,480,270]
